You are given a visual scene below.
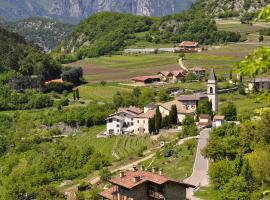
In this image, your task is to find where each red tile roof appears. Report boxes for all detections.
[131,75,161,82]
[176,93,207,101]
[99,186,117,200]
[213,115,225,121]
[171,70,185,77]
[180,41,199,47]
[109,170,195,190]
[200,114,210,119]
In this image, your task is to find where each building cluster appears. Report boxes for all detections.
[99,166,195,200]
[106,69,224,136]
[131,67,206,86]
[248,77,270,92]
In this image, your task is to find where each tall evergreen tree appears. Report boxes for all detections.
[75,88,80,100]
[241,159,255,191]
[155,107,162,133]
[169,105,178,125]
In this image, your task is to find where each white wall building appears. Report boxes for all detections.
[207,68,218,112]
[248,77,270,91]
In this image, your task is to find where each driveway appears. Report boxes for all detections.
[185,128,211,199]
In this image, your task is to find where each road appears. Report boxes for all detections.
[185,128,211,200]
[64,136,197,200]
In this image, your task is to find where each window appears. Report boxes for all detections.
[117,125,120,127]
[137,120,139,123]
[131,122,133,126]
[117,119,119,122]
[210,87,213,94]
[108,119,112,123]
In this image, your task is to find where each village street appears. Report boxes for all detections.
[185,128,211,200]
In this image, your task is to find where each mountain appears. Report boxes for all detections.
[194,0,270,18]
[53,11,241,63]
[5,17,74,51]
[0,0,195,23]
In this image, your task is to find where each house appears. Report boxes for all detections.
[44,78,64,85]
[106,106,143,135]
[179,41,199,52]
[213,115,225,128]
[175,93,208,112]
[134,109,156,134]
[131,75,161,86]
[99,166,195,200]
[190,67,206,77]
[158,70,185,83]
[198,114,212,128]
[158,100,195,123]
[248,77,270,91]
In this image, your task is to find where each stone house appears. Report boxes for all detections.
[99,167,195,200]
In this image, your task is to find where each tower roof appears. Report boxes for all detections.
[208,68,217,81]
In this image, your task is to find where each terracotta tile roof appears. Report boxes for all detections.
[138,109,156,119]
[119,106,143,115]
[45,78,64,85]
[176,93,207,101]
[213,115,225,121]
[131,75,161,82]
[109,170,195,190]
[171,70,185,77]
[158,71,172,77]
[179,41,199,47]
[159,100,194,114]
[200,114,210,119]
[99,186,117,200]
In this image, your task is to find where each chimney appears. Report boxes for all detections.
[131,165,137,172]
[133,176,140,183]
[120,171,125,178]
[141,165,145,171]
[152,167,157,173]
[159,168,163,176]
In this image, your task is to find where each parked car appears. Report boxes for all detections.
[164,150,174,157]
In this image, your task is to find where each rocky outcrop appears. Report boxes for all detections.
[0,0,195,23]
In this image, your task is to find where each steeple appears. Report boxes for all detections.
[207,68,218,112]
[208,68,217,81]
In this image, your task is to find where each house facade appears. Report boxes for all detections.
[99,167,195,200]
[179,41,199,52]
[248,77,270,91]
[106,107,143,136]
[158,70,185,83]
[213,115,225,128]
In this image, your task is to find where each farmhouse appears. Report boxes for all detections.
[131,75,161,86]
[99,166,195,200]
[179,41,199,52]
[248,77,270,91]
[213,115,225,128]
[105,106,143,135]
[158,70,185,83]
[190,67,206,77]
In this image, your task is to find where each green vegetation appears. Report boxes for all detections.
[5,17,74,51]
[54,11,241,63]
[141,139,197,179]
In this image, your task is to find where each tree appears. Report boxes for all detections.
[162,116,170,128]
[158,88,169,102]
[154,107,162,133]
[221,102,237,121]
[75,88,80,100]
[148,118,155,134]
[241,159,255,191]
[169,105,178,125]
[196,99,213,117]
[36,186,66,200]
[259,34,264,42]
[132,87,141,97]
[182,115,198,137]
[99,167,112,182]
[61,67,83,85]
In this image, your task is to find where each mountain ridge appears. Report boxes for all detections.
[0,0,195,23]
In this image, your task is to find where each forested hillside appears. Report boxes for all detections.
[194,0,270,18]
[53,11,241,63]
[6,17,74,51]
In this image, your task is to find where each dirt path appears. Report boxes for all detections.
[64,136,197,200]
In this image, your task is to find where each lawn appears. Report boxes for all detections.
[194,186,218,200]
[74,83,132,102]
[217,23,265,33]
[218,92,270,120]
[140,139,197,180]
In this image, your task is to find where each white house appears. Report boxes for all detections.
[105,106,143,136]
[213,115,225,128]
[248,77,270,91]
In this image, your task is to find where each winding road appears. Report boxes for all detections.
[185,128,211,200]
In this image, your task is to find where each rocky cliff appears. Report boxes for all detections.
[0,0,195,23]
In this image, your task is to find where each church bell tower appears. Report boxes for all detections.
[207,68,218,112]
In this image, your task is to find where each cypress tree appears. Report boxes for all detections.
[169,105,178,125]
[75,89,80,100]
[155,107,162,133]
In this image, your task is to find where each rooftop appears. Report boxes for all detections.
[213,115,225,121]
[158,71,172,77]
[109,170,195,190]
[159,100,194,114]
[180,41,199,47]
[176,93,207,101]
[200,114,210,119]
[45,78,64,85]
[131,75,161,82]
[208,68,217,81]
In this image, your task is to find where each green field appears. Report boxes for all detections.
[140,139,197,180]
[195,186,218,200]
